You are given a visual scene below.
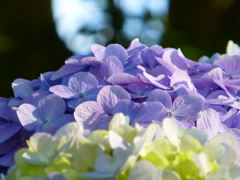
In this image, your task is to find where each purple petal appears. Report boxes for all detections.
[17,104,40,131]
[68,72,98,95]
[170,70,196,92]
[197,108,225,139]
[97,85,131,114]
[134,102,163,123]
[146,89,172,109]
[51,64,83,81]
[41,114,74,134]
[100,56,124,79]
[37,94,66,122]
[12,79,33,99]
[108,73,141,85]
[91,44,105,60]
[0,98,10,120]
[214,55,240,75]
[49,85,77,99]
[179,119,195,129]
[74,101,107,130]
[113,100,142,121]
[104,44,128,63]
[0,122,21,143]
[81,56,102,67]
[0,150,15,167]
[172,95,204,119]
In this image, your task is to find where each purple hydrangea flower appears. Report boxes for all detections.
[2,39,240,173]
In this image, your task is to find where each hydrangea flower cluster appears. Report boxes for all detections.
[1,39,240,176]
[5,114,240,180]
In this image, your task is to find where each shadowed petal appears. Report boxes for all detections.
[0,122,21,143]
[41,114,74,134]
[37,94,66,122]
[12,79,33,99]
[51,64,83,81]
[134,102,163,123]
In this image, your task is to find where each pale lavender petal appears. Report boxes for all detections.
[146,89,172,109]
[74,101,106,130]
[0,122,21,143]
[91,44,105,60]
[100,56,124,79]
[179,119,195,129]
[172,95,204,119]
[97,85,131,114]
[197,108,225,139]
[37,94,66,122]
[68,72,98,95]
[214,55,240,75]
[170,70,196,92]
[49,85,77,99]
[108,73,141,85]
[104,44,128,63]
[17,104,40,131]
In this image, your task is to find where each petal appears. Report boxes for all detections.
[41,114,74,134]
[196,108,224,139]
[104,44,128,63]
[49,85,77,99]
[91,44,105,60]
[146,89,172,109]
[0,98,10,120]
[0,122,21,143]
[74,101,106,130]
[81,56,102,67]
[37,94,66,122]
[226,40,240,55]
[97,85,131,114]
[172,95,204,119]
[134,102,163,123]
[12,78,33,99]
[113,100,142,122]
[51,64,83,81]
[17,104,40,131]
[108,73,141,85]
[170,70,196,92]
[68,72,98,95]
[100,56,124,79]
[214,55,240,75]
[0,150,15,167]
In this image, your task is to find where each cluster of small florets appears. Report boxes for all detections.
[1,39,240,178]
[6,114,240,179]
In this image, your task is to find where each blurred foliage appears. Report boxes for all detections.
[0,0,240,96]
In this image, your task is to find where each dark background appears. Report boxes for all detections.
[0,0,240,97]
